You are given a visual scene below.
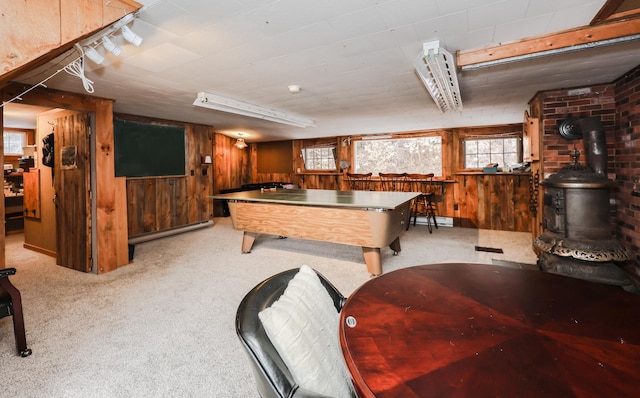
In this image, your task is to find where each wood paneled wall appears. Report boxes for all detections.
[120,115,214,237]
[453,173,532,232]
[211,126,533,233]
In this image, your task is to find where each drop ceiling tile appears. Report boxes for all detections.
[493,14,552,44]
[467,0,529,32]
[445,27,494,51]
[526,0,606,18]
[9,0,639,141]
[377,0,440,28]
[545,1,609,31]
[122,43,202,73]
[412,11,468,48]
[436,0,497,15]
[326,5,390,39]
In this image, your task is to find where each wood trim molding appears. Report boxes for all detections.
[456,18,640,69]
[592,0,640,24]
[593,0,627,25]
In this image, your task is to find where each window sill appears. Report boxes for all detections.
[455,171,531,176]
[295,172,342,175]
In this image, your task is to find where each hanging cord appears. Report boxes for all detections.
[2,8,151,108]
[63,46,95,93]
[1,49,94,108]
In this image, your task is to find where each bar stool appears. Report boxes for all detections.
[378,173,407,192]
[405,173,438,233]
[346,172,373,190]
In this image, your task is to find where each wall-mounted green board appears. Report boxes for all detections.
[114,119,186,178]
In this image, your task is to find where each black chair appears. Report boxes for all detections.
[378,172,408,192]
[345,172,373,190]
[236,268,347,398]
[0,268,32,357]
[405,173,439,233]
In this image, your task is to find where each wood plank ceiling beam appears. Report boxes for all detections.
[456,18,640,70]
[593,0,640,24]
[592,0,627,24]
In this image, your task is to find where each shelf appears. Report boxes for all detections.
[455,172,531,176]
[294,172,342,176]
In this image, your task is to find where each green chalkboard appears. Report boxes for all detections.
[114,119,186,177]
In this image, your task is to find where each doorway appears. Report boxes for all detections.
[3,103,95,273]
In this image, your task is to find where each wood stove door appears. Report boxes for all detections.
[543,187,564,235]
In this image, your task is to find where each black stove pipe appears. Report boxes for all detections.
[558,116,608,175]
[580,117,608,175]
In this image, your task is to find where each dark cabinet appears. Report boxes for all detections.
[4,173,24,234]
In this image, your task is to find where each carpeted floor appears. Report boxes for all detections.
[1,218,537,397]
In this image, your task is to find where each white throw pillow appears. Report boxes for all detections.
[259,265,353,397]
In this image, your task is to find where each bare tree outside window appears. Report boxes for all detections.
[354,136,442,176]
[301,146,337,170]
[464,137,521,168]
[3,131,26,156]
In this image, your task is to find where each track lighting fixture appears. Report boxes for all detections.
[121,25,143,46]
[83,46,104,64]
[102,36,122,56]
[76,13,143,67]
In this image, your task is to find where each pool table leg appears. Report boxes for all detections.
[242,232,257,253]
[389,237,401,255]
[362,247,383,276]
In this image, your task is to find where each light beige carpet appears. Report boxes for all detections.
[1,217,537,397]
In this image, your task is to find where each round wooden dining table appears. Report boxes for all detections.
[339,263,640,397]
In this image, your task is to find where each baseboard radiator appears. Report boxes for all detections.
[412,216,453,227]
[128,220,214,245]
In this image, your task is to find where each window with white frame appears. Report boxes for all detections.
[3,131,27,156]
[301,145,337,171]
[354,136,442,176]
[464,136,522,169]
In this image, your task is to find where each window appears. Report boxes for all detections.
[464,137,521,169]
[3,131,27,156]
[301,145,337,171]
[354,136,442,176]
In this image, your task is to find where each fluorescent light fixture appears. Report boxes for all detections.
[121,25,143,46]
[83,46,104,64]
[235,138,248,149]
[414,41,462,113]
[460,34,640,70]
[102,36,122,56]
[193,92,315,128]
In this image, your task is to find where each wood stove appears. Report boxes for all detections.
[534,117,630,288]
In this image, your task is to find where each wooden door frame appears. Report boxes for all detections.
[1,83,128,273]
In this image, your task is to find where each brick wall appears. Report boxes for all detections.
[540,84,616,177]
[614,65,640,274]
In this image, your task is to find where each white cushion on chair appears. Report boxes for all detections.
[258,265,353,397]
